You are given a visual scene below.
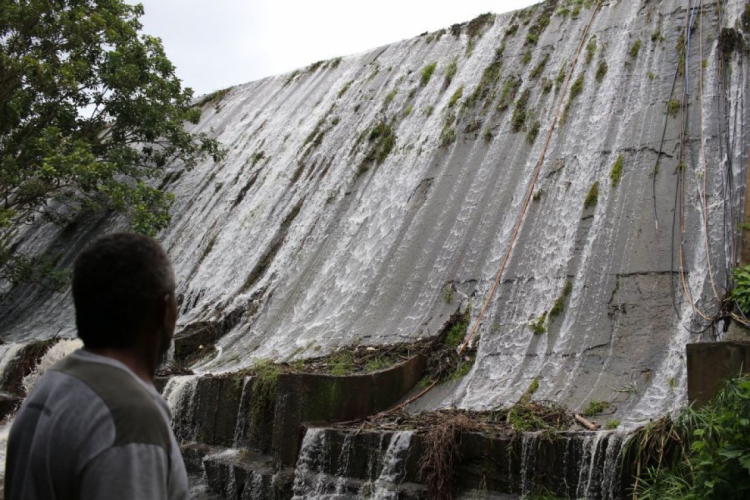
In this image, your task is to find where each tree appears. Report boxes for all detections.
[0,0,224,294]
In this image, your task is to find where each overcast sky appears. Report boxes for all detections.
[135,1,540,96]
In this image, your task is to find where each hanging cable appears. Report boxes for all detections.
[458,2,602,355]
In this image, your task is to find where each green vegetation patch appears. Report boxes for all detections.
[527,120,541,144]
[719,28,745,57]
[250,360,282,424]
[610,154,624,187]
[421,62,437,86]
[525,0,557,46]
[605,419,620,430]
[448,86,464,108]
[444,59,458,86]
[465,54,503,110]
[511,89,531,133]
[521,50,532,65]
[338,80,354,98]
[583,181,599,209]
[197,87,231,108]
[667,98,680,118]
[530,311,547,334]
[732,265,750,316]
[445,313,471,348]
[497,74,522,112]
[595,61,608,82]
[530,53,550,79]
[549,280,573,319]
[633,376,750,499]
[383,88,398,108]
[582,399,610,417]
[629,39,642,60]
[357,121,396,176]
[585,35,597,65]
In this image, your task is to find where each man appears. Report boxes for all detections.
[5,233,188,499]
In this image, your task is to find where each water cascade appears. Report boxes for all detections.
[0,0,748,497]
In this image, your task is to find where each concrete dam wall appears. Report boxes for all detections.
[1,0,749,496]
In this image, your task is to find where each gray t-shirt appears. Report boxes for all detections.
[4,349,188,500]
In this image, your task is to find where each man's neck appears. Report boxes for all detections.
[84,346,156,385]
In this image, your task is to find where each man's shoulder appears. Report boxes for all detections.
[51,355,172,451]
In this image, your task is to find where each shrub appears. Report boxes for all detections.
[584,181,599,209]
[719,28,745,57]
[421,62,437,86]
[636,376,750,499]
[732,265,750,316]
[610,154,624,187]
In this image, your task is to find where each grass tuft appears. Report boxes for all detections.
[421,62,438,86]
[583,181,599,209]
[610,154,624,187]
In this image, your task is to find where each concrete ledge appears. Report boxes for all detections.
[687,341,750,405]
[273,353,426,465]
[298,427,630,499]
[202,449,294,500]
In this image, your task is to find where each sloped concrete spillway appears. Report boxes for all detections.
[1,0,749,497]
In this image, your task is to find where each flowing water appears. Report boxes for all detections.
[291,429,414,500]
[0,0,748,498]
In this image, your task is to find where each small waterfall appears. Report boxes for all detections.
[0,422,12,478]
[519,433,538,497]
[21,339,82,394]
[291,428,330,499]
[291,429,414,500]
[575,431,627,500]
[364,431,413,500]
[163,375,200,441]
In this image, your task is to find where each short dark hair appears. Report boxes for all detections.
[72,232,175,349]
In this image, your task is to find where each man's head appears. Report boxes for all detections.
[72,233,177,355]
